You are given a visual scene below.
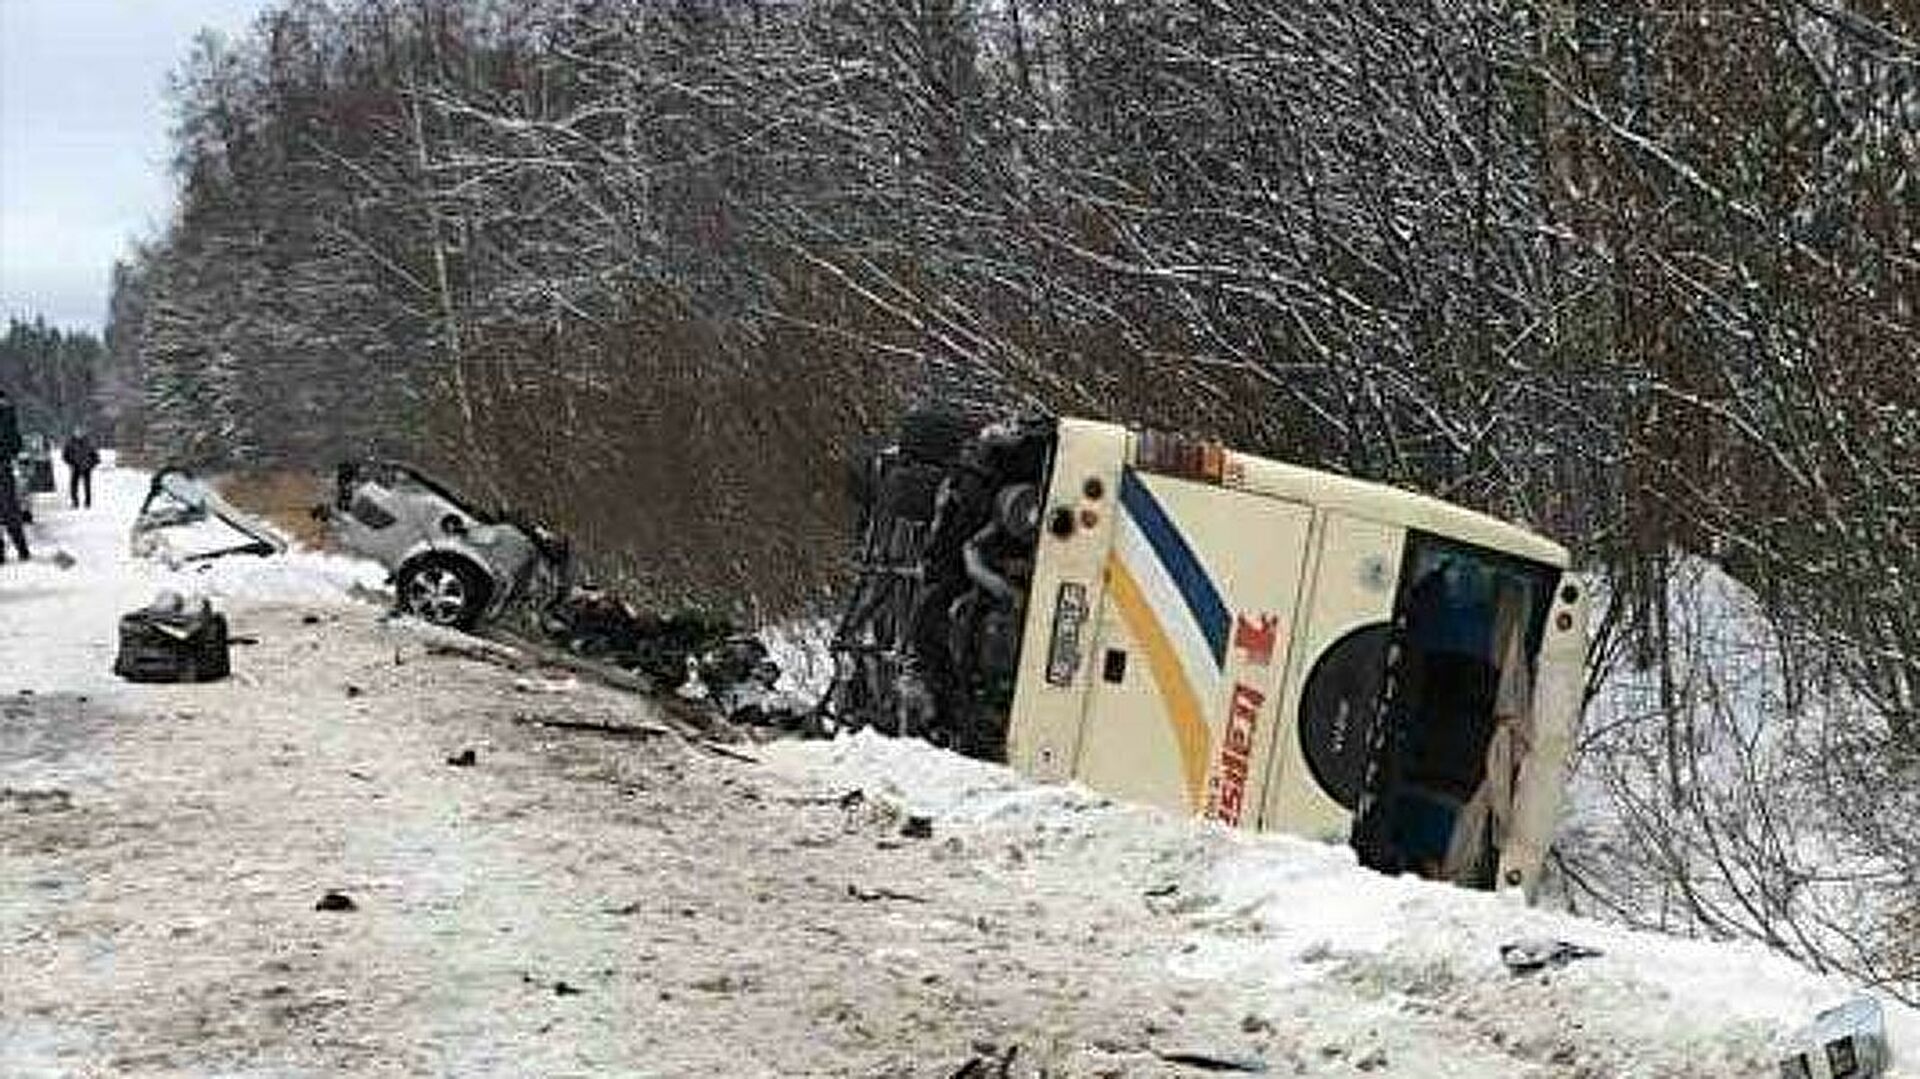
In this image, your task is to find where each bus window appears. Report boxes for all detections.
[1353,534,1556,886]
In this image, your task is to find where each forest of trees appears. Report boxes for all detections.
[0,318,109,441]
[103,0,1916,996]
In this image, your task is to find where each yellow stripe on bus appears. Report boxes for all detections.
[1107,554,1212,812]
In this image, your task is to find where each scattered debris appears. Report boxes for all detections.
[846,884,929,904]
[544,598,735,691]
[409,624,529,669]
[697,740,761,764]
[522,717,672,741]
[1779,995,1888,1079]
[949,1044,1019,1078]
[779,789,865,808]
[1,787,74,814]
[1498,939,1603,975]
[483,626,690,701]
[314,890,357,912]
[1153,1048,1270,1073]
[445,748,477,767]
[900,815,935,840]
[688,973,751,994]
[113,591,232,684]
[512,594,818,732]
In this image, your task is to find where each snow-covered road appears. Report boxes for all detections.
[2,461,1914,1076]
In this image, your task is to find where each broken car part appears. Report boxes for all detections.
[1779,996,1889,1079]
[113,591,232,684]
[130,467,286,562]
[1497,938,1602,975]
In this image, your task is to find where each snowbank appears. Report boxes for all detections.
[765,729,1920,1074]
[1566,555,1917,1000]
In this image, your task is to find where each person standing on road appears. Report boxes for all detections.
[62,428,100,509]
[0,389,30,563]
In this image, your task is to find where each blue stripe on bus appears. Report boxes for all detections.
[1119,468,1229,666]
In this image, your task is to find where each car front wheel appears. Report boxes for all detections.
[397,557,490,630]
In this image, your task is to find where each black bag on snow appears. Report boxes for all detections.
[113,593,231,683]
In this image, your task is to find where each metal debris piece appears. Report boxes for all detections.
[949,1044,1019,1079]
[1779,995,1888,1079]
[847,884,929,904]
[131,467,286,562]
[1153,1048,1270,1073]
[1498,938,1602,975]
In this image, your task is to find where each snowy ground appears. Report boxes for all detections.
[3,460,1915,1077]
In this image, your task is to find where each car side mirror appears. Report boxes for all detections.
[439,513,469,537]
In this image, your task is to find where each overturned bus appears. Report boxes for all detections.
[829,414,1588,894]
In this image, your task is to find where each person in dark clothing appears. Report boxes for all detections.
[62,429,100,509]
[0,390,29,562]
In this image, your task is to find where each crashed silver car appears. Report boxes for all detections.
[318,460,570,630]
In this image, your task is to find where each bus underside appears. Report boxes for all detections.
[827,411,1055,758]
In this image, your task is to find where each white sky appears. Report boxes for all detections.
[0,0,271,333]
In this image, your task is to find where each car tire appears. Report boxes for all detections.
[396,556,492,630]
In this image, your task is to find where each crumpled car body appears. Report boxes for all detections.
[131,467,287,563]
[319,460,570,631]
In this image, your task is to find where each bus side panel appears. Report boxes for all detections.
[1004,420,1129,783]
[1071,471,1312,823]
[1258,513,1406,842]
